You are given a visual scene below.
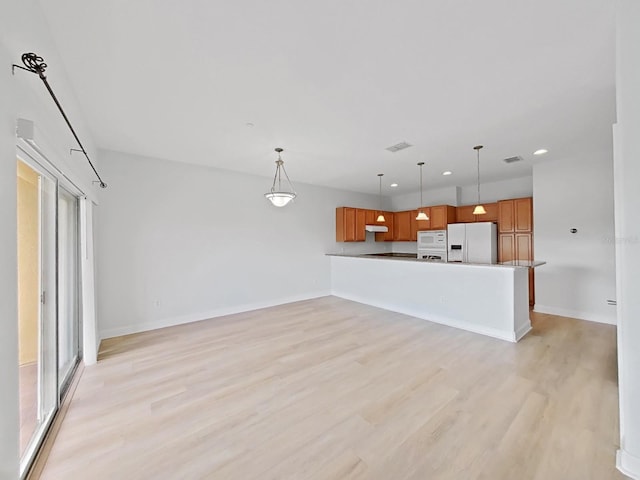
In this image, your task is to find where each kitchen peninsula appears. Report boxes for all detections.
[328,254,544,342]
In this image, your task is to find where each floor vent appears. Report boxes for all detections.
[386,142,413,153]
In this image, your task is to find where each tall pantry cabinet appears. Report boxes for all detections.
[497,197,535,306]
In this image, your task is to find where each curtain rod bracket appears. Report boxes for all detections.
[13,52,108,189]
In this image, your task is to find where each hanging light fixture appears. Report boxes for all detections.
[472,145,487,215]
[264,147,296,207]
[376,173,386,222]
[416,162,429,221]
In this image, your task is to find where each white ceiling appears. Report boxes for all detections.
[38,0,616,195]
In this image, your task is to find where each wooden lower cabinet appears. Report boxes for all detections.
[499,232,535,306]
[529,268,535,307]
[498,234,515,263]
[515,233,532,260]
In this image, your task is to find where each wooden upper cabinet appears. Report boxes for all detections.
[456,205,476,224]
[514,198,533,232]
[336,207,353,242]
[415,207,431,231]
[498,200,515,232]
[375,211,394,242]
[393,211,413,241]
[456,203,497,223]
[337,198,529,243]
[430,205,456,230]
[355,209,366,242]
[410,210,418,240]
[498,197,532,233]
[479,202,498,222]
[364,209,376,225]
[336,207,366,242]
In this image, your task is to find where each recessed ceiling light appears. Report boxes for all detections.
[245,122,255,127]
[390,183,398,187]
[534,149,548,155]
[442,171,452,176]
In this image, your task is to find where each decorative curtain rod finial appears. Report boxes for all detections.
[13,52,107,189]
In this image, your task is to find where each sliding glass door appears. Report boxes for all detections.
[58,187,80,395]
[17,155,82,478]
[17,159,58,474]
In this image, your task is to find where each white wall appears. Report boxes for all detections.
[0,2,101,477]
[532,152,616,324]
[390,175,533,211]
[458,175,533,205]
[615,1,640,477]
[391,185,460,211]
[0,41,20,480]
[96,150,387,338]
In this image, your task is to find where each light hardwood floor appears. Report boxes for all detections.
[38,296,624,479]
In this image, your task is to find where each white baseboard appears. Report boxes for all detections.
[332,291,521,343]
[515,322,532,342]
[533,304,617,325]
[99,290,331,339]
[617,448,640,479]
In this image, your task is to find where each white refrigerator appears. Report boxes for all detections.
[447,222,498,264]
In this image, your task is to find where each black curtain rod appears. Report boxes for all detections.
[13,53,107,188]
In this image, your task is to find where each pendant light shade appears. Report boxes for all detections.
[473,145,486,215]
[264,148,296,207]
[416,162,429,221]
[376,173,385,222]
[472,204,487,215]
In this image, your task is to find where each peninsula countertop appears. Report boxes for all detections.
[326,253,546,268]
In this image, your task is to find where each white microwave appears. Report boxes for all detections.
[417,230,447,250]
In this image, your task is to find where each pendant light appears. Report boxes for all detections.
[376,173,385,222]
[472,145,487,215]
[415,162,429,221]
[264,147,296,207]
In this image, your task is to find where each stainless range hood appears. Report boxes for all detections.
[365,224,388,233]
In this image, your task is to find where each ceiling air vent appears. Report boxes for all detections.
[503,155,524,164]
[385,142,413,153]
